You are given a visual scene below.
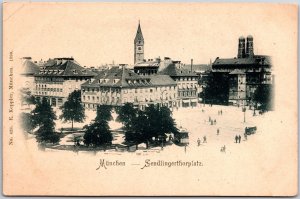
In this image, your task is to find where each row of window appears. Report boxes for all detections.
[178,91,197,97]
[83,86,176,94]
[36,87,63,92]
[83,93,177,103]
[176,77,197,81]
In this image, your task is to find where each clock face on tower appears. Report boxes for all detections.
[137,46,143,52]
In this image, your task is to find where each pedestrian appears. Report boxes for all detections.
[217,128,220,135]
[197,138,201,146]
[211,120,213,125]
[221,110,223,115]
[184,145,187,153]
[214,119,216,125]
[244,133,247,141]
[238,135,241,143]
[203,136,207,143]
[235,135,238,143]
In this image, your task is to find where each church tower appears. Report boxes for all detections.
[134,21,144,64]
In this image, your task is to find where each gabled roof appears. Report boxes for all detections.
[21,58,40,75]
[212,55,272,68]
[134,23,144,43]
[149,75,177,86]
[35,58,97,77]
[183,64,211,72]
[158,63,198,77]
[82,66,176,88]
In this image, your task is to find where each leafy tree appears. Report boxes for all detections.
[83,105,113,147]
[116,103,137,131]
[83,120,112,147]
[202,73,229,105]
[60,90,85,130]
[32,97,57,127]
[253,84,274,112]
[20,89,36,107]
[123,104,178,148]
[32,97,60,144]
[20,112,36,133]
[124,110,149,149]
[95,105,113,122]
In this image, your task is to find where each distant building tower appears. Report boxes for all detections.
[237,36,246,58]
[246,35,254,58]
[134,22,144,64]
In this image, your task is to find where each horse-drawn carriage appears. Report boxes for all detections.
[174,127,189,146]
[245,126,257,135]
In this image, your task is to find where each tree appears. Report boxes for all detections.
[253,84,274,112]
[20,88,36,107]
[83,105,113,147]
[124,109,149,149]
[20,112,36,133]
[60,90,85,130]
[116,103,137,131]
[203,73,229,105]
[83,120,112,147]
[32,97,60,144]
[95,105,113,122]
[123,104,178,149]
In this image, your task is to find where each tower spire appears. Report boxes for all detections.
[134,21,144,64]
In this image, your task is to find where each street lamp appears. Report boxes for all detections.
[242,103,246,123]
[202,85,206,107]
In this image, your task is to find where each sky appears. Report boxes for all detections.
[3,3,295,67]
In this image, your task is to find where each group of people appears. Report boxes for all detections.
[208,116,217,125]
[235,135,242,143]
[217,110,223,115]
[197,136,207,146]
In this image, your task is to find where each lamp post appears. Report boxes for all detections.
[242,101,246,123]
[202,85,206,107]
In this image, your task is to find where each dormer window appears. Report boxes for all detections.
[73,70,78,74]
[113,79,119,84]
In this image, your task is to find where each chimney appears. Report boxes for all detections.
[191,59,193,73]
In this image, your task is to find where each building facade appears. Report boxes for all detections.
[81,66,177,110]
[20,57,40,93]
[212,35,273,106]
[33,57,96,107]
[159,61,199,107]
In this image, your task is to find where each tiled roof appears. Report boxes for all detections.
[134,60,160,68]
[183,64,211,72]
[82,66,176,88]
[35,58,97,77]
[149,75,177,86]
[21,59,40,75]
[212,55,272,68]
[158,63,198,77]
